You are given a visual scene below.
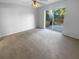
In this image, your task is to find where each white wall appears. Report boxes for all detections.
[0,3,36,37]
[36,0,79,39]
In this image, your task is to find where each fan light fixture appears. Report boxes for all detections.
[32,0,39,8]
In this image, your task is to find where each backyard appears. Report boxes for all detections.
[46,8,65,32]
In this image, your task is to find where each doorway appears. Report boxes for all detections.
[45,8,65,33]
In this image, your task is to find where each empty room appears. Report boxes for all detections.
[0,0,79,59]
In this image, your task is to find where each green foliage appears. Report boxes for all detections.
[53,8,65,25]
[54,8,65,16]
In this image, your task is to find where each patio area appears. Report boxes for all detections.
[47,25,64,33]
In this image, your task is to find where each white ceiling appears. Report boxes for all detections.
[0,0,62,6]
[37,0,62,4]
[0,0,31,5]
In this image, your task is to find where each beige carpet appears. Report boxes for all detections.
[0,29,79,59]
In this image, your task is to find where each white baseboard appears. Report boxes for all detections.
[0,27,35,38]
[63,32,79,39]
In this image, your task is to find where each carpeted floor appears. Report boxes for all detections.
[0,29,79,59]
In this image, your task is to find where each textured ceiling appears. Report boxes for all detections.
[0,0,62,6]
[0,0,31,5]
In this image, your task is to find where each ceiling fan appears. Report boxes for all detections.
[32,0,48,8]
